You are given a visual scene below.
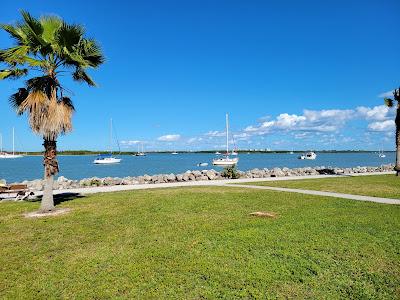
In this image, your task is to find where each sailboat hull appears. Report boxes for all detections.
[93,157,121,164]
[212,157,239,166]
[0,154,23,159]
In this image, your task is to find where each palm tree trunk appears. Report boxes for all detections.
[40,139,59,212]
[396,105,400,176]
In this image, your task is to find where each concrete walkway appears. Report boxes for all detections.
[225,184,400,205]
[29,171,398,205]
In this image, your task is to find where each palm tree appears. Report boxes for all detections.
[0,11,104,211]
[384,88,400,176]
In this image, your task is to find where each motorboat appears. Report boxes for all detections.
[378,150,386,158]
[212,113,239,167]
[298,151,317,160]
[197,162,209,167]
[215,151,221,155]
[171,151,178,155]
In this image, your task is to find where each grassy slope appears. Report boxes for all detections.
[245,174,400,199]
[0,187,399,299]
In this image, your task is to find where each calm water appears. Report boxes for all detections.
[0,152,395,182]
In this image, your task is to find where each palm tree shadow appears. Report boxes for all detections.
[30,193,85,205]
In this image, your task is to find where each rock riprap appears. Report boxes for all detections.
[4,164,394,191]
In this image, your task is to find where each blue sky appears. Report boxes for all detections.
[0,0,399,151]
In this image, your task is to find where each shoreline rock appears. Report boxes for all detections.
[4,164,395,192]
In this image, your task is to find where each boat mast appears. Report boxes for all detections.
[226,113,229,155]
[12,127,15,155]
[110,118,113,155]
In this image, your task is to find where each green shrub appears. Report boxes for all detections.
[222,166,240,179]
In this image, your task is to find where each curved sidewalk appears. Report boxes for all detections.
[33,171,400,206]
[223,184,400,205]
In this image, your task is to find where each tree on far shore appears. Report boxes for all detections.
[384,88,400,176]
[0,11,104,211]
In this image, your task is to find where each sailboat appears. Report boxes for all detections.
[135,143,146,156]
[212,114,239,167]
[378,150,386,158]
[93,119,122,164]
[0,128,23,159]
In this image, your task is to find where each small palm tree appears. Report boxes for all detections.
[0,11,104,211]
[384,88,400,176]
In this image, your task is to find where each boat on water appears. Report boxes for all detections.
[93,154,121,164]
[378,150,386,158]
[215,151,221,155]
[298,151,317,160]
[231,151,238,156]
[93,119,121,164]
[171,151,178,155]
[0,128,23,159]
[197,162,209,167]
[213,114,239,167]
[134,143,146,156]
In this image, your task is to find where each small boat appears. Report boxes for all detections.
[0,128,23,159]
[171,151,178,155]
[197,162,209,167]
[289,150,294,154]
[134,143,146,156]
[93,119,121,164]
[298,151,317,160]
[93,154,122,164]
[215,151,221,155]
[378,150,386,158]
[213,114,239,167]
[231,151,238,156]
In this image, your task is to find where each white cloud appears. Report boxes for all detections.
[157,134,181,142]
[244,108,354,135]
[356,105,392,121]
[205,130,226,137]
[378,90,394,98]
[368,120,395,132]
[120,140,141,145]
[187,137,203,143]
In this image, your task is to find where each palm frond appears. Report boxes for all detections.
[0,68,28,80]
[39,15,62,44]
[384,98,394,107]
[9,88,29,113]
[26,76,58,99]
[72,67,96,86]
[55,22,84,52]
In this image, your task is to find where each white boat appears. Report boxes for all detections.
[289,150,294,154]
[93,155,121,164]
[93,119,121,164]
[231,151,238,156]
[135,143,146,156]
[197,162,209,167]
[215,151,221,155]
[298,151,317,160]
[0,128,23,159]
[378,150,386,158]
[213,114,239,167]
[171,151,178,155]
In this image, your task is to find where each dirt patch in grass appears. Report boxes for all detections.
[249,211,278,218]
[24,208,71,218]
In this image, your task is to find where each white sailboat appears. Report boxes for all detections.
[213,114,239,167]
[0,128,23,159]
[93,119,121,164]
[135,143,146,156]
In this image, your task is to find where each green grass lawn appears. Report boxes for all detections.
[1,187,399,299]
[243,174,400,199]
